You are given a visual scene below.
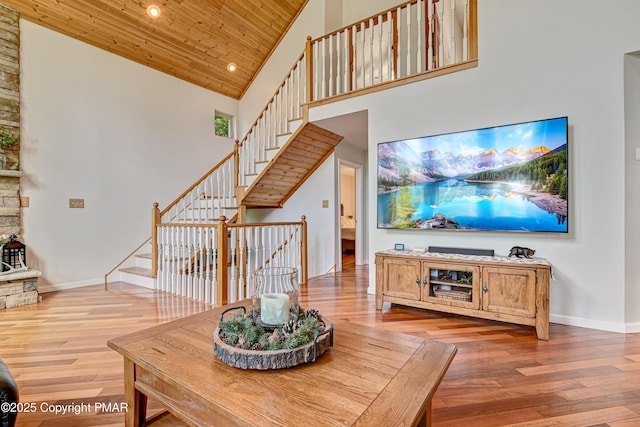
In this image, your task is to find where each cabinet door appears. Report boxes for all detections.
[482,267,536,318]
[424,262,480,309]
[382,258,422,301]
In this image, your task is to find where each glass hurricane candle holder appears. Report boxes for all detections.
[252,267,299,327]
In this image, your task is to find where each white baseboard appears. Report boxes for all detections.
[623,322,640,333]
[39,277,104,293]
[549,313,627,334]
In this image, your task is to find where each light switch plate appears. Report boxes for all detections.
[69,198,85,208]
[322,200,329,208]
[20,196,29,208]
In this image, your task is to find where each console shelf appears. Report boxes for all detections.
[375,250,552,339]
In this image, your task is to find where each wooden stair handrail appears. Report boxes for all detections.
[237,51,307,149]
[104,236,152,289]
[159,151,235,218]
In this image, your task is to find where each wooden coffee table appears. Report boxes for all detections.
[107,301,457,426]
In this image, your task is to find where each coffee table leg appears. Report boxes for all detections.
[124,359,147,427]
[416,400,431,427]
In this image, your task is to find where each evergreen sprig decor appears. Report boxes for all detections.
[0,128,17,149]
[218,307,326,351]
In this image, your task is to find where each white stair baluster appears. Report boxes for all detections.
[451,0,456,64]
[329,35,334,97]
[336,32,342,94]
[351,25,357,90]
[320,38,326,99]
[417,0,423,73]
[406,3,411,76]
[360,22,365,89]
[343,30,349,91]
[377,14,383,84]
[463,0,469,60]
[369,18,374,86]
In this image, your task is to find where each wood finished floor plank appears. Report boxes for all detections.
[507,406,638,426]
[517,356,631,376]
[1,256,639,426]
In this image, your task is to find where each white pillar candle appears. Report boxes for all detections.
[260,293,290,325]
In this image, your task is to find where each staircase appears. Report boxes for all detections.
[112,121,342,289]
[119,253,154,289]
[107,0,478,298]
[241,123,343,208]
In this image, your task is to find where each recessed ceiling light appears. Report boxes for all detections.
[227,62,237,72]
[147,5,161,18]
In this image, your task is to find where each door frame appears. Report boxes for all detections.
[337,159,365,271]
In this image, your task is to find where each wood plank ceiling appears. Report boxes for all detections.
[4,0,309,99]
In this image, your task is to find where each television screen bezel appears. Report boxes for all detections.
[376,116,569,233]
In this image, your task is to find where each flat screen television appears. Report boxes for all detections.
[377,116,568,232]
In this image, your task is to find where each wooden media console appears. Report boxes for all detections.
[375,250,552,339]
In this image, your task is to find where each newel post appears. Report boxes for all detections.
[151,202,160,278]
[467,0,478,60]
[301,215,308,285]
[217,216,229,306]
[305,36,314,103]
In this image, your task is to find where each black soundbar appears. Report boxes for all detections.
[428,246,495,256]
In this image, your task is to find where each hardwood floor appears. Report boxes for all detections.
[1,255,639,426]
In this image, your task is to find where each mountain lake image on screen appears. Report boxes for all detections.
[377,116,569,232]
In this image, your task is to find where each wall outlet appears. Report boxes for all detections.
[69,198,85,208]
[20,196,29,208]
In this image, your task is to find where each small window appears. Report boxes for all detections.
[214,111,234,139]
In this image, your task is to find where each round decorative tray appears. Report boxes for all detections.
[213,325,333,370]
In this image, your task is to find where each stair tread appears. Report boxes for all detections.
[136,253,152,259]
[120,267,154,278]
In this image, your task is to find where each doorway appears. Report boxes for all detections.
[338,161,363,271]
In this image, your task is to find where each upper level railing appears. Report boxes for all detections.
[306,0,477,103]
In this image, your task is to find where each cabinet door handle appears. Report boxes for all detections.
[423,276,428,286]
[416,276,420,286]
[483,284,488,293]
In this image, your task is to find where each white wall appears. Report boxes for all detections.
[341,0,399,25]
[340,166,355,217]
[624,52,640,328]
[306,0,640,332]
[335,141,368,266]
[247,157,337,278]
[238,0,326,137]
[20,21,238,290]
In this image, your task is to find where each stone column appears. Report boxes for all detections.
[0,5,21,237]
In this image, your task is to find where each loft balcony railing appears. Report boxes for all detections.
[105,0,477,304]
[306,0,477,104]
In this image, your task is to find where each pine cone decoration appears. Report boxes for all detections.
[251,342,263,351]
[268,329,281,345]
[237,334,247,348]
[282,319,297,335]
[305,309,321,320]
